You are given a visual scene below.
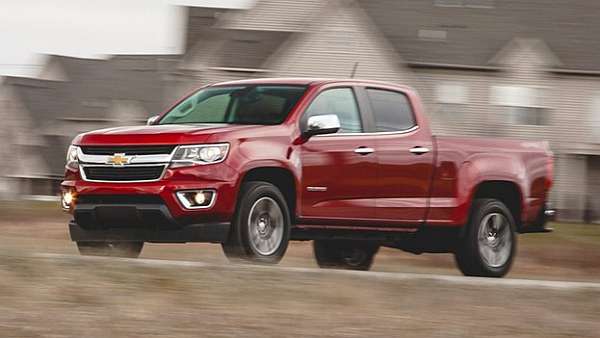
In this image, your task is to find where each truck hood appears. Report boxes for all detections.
[73,124,262,145]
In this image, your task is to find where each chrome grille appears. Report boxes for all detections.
[77,144,175,183]
[80,145,176,156]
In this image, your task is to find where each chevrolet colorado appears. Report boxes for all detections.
[61,78,554,277]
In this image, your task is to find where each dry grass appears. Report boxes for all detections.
[0,254,599,338]
[1,202,600,337]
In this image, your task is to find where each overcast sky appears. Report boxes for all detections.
[0,0,253,76]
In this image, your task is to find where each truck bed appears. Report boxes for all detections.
[426,135,551,227]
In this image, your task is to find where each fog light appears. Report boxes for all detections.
[61,190,75,210]
[176,190,215,209]
[194,192,206,205]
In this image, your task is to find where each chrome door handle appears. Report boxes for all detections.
[409,146,430,155]
[354,147,374,155]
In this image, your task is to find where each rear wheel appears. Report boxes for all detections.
[222,181,291,264]
[76,241,144,258]
[454,199,517,277]
[313,240,379,271]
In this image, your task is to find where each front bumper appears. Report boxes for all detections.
[69,221,230,243]
[69,199,230,243]
[63,164,240,243]
[61,148,243,243]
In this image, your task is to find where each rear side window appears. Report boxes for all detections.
[367,88,416,132]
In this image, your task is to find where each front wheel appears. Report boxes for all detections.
[313,240,379,271]
[76,241,144,258]
[454,199,517,277]
[222,181,291,264]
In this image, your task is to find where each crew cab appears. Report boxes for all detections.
[61,78,554,277]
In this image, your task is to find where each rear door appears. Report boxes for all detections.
[299,87,378,222]
[362,87,435,225]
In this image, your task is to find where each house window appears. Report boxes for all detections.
[434,0,494,8]
[435,82,468,120]
[434,0,462,6]
[490,86,548,125]
[464,0,494,8]
[590,96,600,141]
[418,29,447,41]
[81,99,109,108]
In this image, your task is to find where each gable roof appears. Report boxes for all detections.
[488,38,562,68]
[4,76,68,129]
[3,52,185,177]
[216,29,292,69]
[207,0,600,71]
[39,54,181,120]
[184,6,238,53]
[358,0,600,71]
[218,0,326,32]
[106,54,181,114]
[3,77,71,176]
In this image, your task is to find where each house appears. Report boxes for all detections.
[0,54,184,198]
[3,0,600,222]
[0,76,68,198]
[0,5,235,199]
[184,0,600,223]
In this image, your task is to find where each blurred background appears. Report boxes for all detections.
[2,0,600,223]
[1,1,600,337]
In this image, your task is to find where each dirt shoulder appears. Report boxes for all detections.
[0,201,599,282]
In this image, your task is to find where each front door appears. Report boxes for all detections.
[299,87,377,222]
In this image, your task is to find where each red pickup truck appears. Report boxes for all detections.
[61,78,554,277]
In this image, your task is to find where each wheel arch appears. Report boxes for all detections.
[469,180,524,231]
[239,166,298,221]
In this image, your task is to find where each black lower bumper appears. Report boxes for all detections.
[521,204,555,234]
[69,220,230,243]
[69,197,230,243]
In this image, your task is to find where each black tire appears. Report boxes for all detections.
[454,199,517,278]
[76,241,144,258]
[222,181,291,264]
[313,240,379,271]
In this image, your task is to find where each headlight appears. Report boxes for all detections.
[65,145,79,170]
[170,143,229,168]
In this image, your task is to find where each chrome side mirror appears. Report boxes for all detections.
[304,114,341,137]
[147,115,159,125]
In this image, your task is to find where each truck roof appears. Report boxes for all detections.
[210,77,412,91]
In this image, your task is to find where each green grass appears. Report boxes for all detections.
[528,222,600,247]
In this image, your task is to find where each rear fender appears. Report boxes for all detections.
[456,154,527,225]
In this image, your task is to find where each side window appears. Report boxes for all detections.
[367,89,416,132]
[304,88,363,133]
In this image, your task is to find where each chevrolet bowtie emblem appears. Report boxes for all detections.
[107,153,131,166]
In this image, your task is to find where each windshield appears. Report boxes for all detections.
[158,85,307,125]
